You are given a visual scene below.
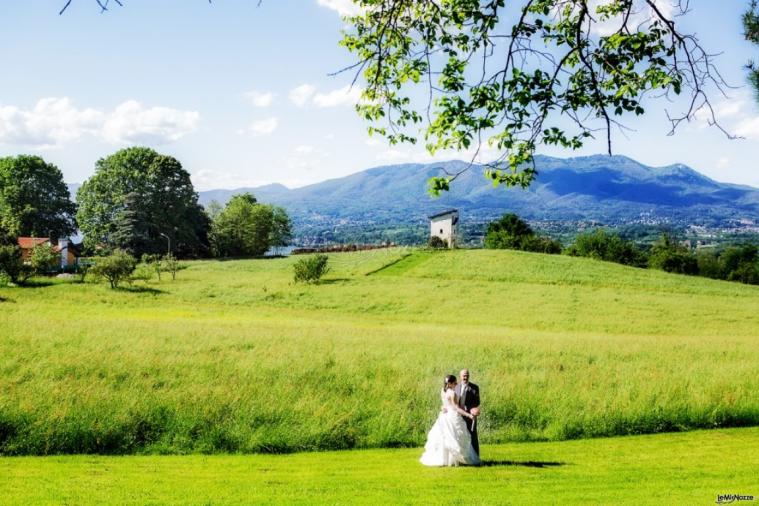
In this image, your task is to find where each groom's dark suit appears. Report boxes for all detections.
[455,382,480,455]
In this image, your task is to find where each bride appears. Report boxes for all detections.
[420,375,481,466]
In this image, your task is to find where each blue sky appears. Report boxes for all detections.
[1,0,758,190]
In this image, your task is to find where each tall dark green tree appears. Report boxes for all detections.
[111,192,152,256]
[0,155,77,240]
[76,147,210,258]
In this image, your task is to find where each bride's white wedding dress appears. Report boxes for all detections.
[420,389,481,466]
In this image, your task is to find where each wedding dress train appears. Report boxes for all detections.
[420,389,481,466]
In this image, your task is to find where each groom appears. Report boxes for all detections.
[455,369,480,456]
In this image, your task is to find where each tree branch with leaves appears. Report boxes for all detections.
[745,0,759,101]
[341,0,731,195]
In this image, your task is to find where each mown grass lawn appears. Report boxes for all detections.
[1,248,758,454]
[2,427,757,505]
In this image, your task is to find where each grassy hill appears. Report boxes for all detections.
[1,249,758,454]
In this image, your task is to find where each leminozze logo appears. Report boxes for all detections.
[716,494,755,505]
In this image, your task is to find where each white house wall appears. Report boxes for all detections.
[430,216,457,247]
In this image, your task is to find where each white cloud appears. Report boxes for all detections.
[284,144,330,171]
[715,99,747,120]
[365,137,381,147]
[295,144,315,154]
[289,84,316,107]
[0,97,198,148]
[692,92,759,140]
[0,97,102,148]
[244,90,275,108]
[102,101,199,145]
[316,0,362,17]
[735,117,759,140]
[313,85,362,108]
[288,84,362,108]
[241,117,279,136]
[377,149,412,163]
[716,157,730,169]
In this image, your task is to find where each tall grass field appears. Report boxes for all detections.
[1,249,758,455]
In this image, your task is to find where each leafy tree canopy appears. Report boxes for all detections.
[648,233,697,274]
[566,227,645,266]
[76,147,210,258]
[210,193,283,257]
[341,0,729,194]
[484,212,561,253]
[485,213,534,246]
[0,155,77,239]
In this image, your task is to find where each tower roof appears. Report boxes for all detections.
[428,209,458,220]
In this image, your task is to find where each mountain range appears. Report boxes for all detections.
[195,155,759,226]
[68,155,759,242]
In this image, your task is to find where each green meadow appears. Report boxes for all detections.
[3,427,757,504]
[1,248,758,455]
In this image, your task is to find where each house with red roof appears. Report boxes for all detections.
[17,237,80,269]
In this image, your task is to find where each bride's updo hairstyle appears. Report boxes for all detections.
[442,374,456,392]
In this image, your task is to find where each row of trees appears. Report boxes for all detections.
[0,149,293,284]
[484,214,759,285]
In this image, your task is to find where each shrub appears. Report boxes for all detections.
[76,258,94,283]
[131,263,155,283]
[90,250,137,288]
[427,236,448,249]
[0,245,32,285]
[293,254,330,284]
[163,253,186,281]
[522,235,563,254]
[30,243,58,275]
[567,229,646,267]
[141,254,163,281]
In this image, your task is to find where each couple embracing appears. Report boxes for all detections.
[420,369,481,467]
